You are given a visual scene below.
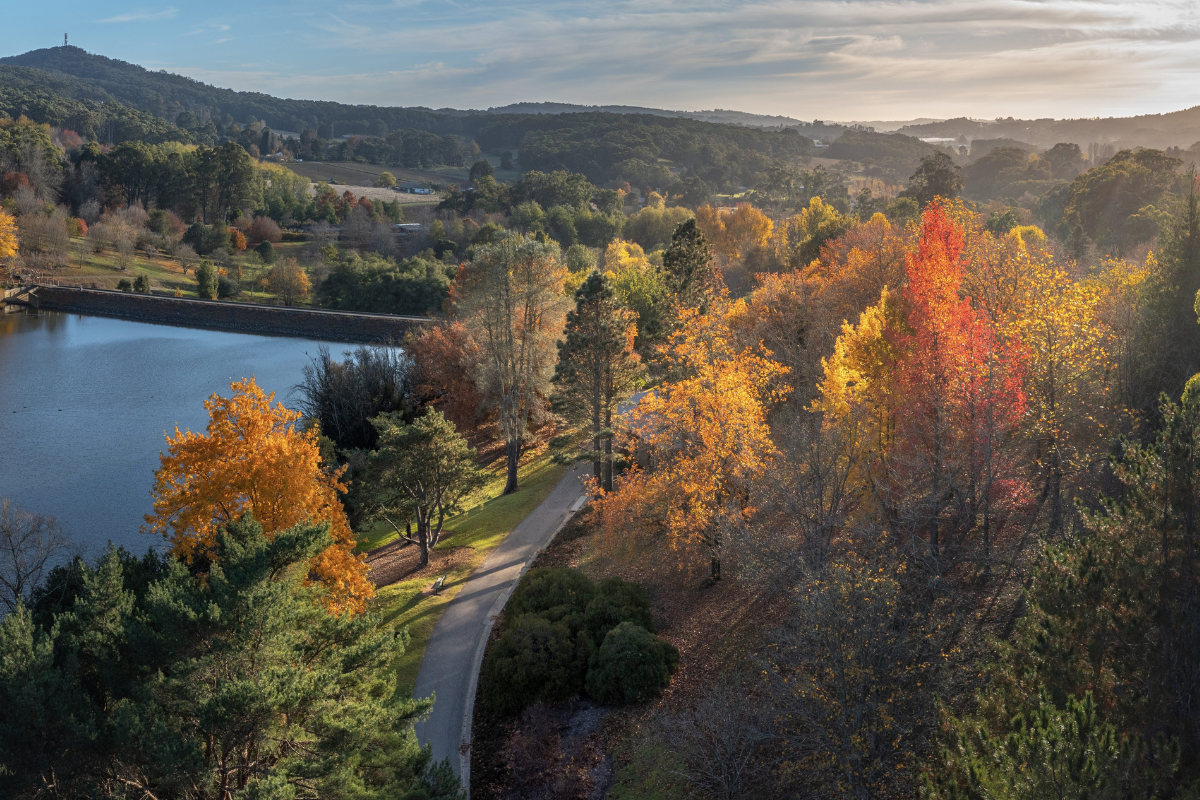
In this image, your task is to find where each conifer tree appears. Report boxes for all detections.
[662,218,718,311]
[552,271,643,490]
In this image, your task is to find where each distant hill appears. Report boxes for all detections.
[487,102,806,128]
[899,113,1200,151]
[0,47,817,192]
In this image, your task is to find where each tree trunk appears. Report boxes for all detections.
[710,557,721,581]
[418,522,430,567]
[504,438,521,495]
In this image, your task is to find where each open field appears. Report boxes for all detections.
[24,239,315,305]
[282,155,521,196]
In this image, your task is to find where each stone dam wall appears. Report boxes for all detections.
[8,285,430,342]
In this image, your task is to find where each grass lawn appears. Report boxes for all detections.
[364,450,567,697]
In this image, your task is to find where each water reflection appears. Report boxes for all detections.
[0,309,343,555]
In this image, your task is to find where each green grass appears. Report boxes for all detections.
[366,451,567,697]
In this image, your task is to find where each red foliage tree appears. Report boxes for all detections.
[885,203,1028,569]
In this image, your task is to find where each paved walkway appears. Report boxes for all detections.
[412,465,589,793]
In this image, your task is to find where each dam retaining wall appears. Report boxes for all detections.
[7,285,431,342]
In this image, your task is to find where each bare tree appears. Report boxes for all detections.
[660,679,775,800]
[115,228,138,270]
[455,234,568,493]
[0,499,70,614]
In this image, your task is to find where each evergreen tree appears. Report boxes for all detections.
[195,259,217,299]
[662,218,718,311]
[362,409,486,566]
[552,271,643,490]
[0,515,462,799]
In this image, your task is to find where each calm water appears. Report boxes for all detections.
[0,310,344,555]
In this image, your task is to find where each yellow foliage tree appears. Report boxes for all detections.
[694,203,774,264]
[145,378,373,614]
[268,258,310,306]
[0,209,18,260]
[1006,257,1114,534]
[591,305,788,579]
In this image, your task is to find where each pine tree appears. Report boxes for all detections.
[552,271,643,490]
[662,218,718,311]
[0,515,462,798]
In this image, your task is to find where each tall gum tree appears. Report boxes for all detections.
[454,234,569,494]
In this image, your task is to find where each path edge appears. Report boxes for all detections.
[458,489,587,796]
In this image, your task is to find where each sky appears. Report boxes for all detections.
[6,0,1200,122]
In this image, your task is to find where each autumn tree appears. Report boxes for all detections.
[0,209,20,261]
[362,410,485,567]
[694,203,774,266]
[144,378,373,614]
[552,271,644,490]
[661,218,718,311]
[780,196,852,269]
[455,234,569,493]
[268,257,310,306]
[816,204,1028,573]
[1006,253,1112,535]
[592,306,788,580]
[407,321,485,433]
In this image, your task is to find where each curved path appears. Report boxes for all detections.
[413,466,589,794]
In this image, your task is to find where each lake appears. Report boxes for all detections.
[0,309,347,556]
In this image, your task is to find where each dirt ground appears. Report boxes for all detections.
[366,537,472,589]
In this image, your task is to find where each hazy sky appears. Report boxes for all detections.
[6,1,1200,121]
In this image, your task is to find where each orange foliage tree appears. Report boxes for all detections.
[407,320,485,433]
[591,305,788,579]
[816,204,1028,571]
[144,378,373,614]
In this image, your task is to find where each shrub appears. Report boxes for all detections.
[506,566,596,630]
[482,614,586,715]
[133,274,151,294]
[584,577,655,645]
[255,240,277,264]
[247,215,283,244]
[116,278,133,291]
[217,275,240,299]
[585,621,679,705]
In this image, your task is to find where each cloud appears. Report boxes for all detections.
[147,0,1200,119]
[97,7,178,23]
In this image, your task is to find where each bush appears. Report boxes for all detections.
[584,577,655,645]
[585,621,679,705]
[482,614,586,715]
[133,274,151,294]
[217,275,240,298]
[506,566,597,630]
[116,278,133,291]
[255,240,277,264]
[484,568,668,714]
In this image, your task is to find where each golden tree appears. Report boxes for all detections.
[591,304,788,579]
[1006,254,1113,534]
[0,209,18,260]
[268,258,310,306]
[145,378,372,614]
